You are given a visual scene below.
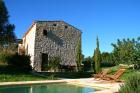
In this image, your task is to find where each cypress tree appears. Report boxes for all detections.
[93,37,101,73]
[76,38,82,71]
[0,0,16,47]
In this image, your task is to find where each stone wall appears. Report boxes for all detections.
[33,21,81,71]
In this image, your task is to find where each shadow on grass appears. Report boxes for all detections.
[0,65,30,75]
[38,72,94,79]
[0,65,94,82]
[0,65,56,82]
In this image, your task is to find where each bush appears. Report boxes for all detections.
[82,61,92,72]
[119,74,140,93]
[82,56,93,72]
[7,53,32,72]
[101,61,115,67]
[0,47,31,72]
[43,56,61,72]
[0,50,14,64]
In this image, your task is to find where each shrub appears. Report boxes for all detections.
[0,47,31,72]
[0,50,14,64]
[7,53,32,72]
[101,61,115,67]
[82,61,92,72]
[119,74,140,93]
[45,56,61,72]
[82,56,93,72]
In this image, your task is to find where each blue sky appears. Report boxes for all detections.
[5,0,140,57]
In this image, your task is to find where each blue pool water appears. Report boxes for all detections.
[0,83,97,93]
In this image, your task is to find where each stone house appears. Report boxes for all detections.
[18,21,81,71]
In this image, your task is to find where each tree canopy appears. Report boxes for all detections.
[112,38,140,69]
[0,0,16,47]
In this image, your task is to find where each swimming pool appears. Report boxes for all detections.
[0,83,97,93]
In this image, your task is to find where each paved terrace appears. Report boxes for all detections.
[65,78,123,93]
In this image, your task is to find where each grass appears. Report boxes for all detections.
[0,72,93,82]
[0,65,57,82]
[38,72,93,79]
[0,65,93,82]
[119,69,140,80]
[1,62,139,82]
[0,74,48,82]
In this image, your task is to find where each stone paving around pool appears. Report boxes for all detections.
[0,80,66,86]
[64,78,123,93]
[0,78,123,93]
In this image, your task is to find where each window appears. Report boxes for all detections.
[53,24,57,26]
[65,25,68,29]
[43,30,47,36]
[25,45,28,55]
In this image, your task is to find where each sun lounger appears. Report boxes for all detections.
[94,69,109,79]
[101,68,126,82]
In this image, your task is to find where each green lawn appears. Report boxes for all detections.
[0,65,57,82]
[0,74,49,82]
[1,64,139,82]
[38,72,93,79]
[0,65,93,82]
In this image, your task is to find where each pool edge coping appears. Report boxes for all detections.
[0,80,66,86]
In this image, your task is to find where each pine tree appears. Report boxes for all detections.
[76,38,82,71]
[93,37,101,73]
[0,0,16,47]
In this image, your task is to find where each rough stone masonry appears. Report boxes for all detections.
[20,21,82,71]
